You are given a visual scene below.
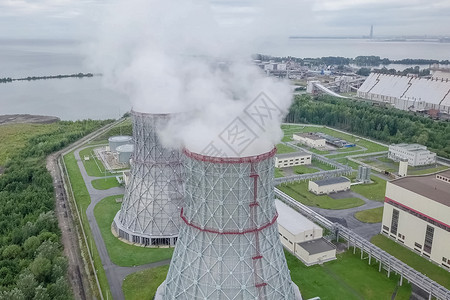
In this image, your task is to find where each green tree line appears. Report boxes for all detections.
[285,95,450,158]
[0,119,111,299]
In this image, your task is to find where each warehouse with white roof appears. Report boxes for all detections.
[357,73,450,114]
[276,200,336,266]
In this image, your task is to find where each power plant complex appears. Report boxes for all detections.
[113,110,183,247]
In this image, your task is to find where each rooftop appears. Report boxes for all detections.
[391,170,450,207]
[312,176,350,187]
[294,132,325,141]
[275,200,321,235]
[108,135,132,142]
[298,238,336,255]
[276,151,310,159]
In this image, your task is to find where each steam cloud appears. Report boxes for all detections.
[87,0,293,157]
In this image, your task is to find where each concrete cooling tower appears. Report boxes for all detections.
[112,111,183,247]
[156,148,302,299]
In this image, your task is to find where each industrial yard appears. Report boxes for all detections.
[56,118,449,299]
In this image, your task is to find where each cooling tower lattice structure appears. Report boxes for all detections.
[112,111,183,247]
[157,148,302,299]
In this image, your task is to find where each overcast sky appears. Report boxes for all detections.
[0,0,449,39]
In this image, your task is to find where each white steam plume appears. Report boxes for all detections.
[86,0,293,157]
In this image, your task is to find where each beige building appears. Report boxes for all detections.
[308,177,351,195]
[293,132,326,149]
[388,143,436,167]
[275,151,312,168]
[382,170,450,270]
[276,200,336,266]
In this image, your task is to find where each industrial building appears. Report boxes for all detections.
[116,144,134,164]
[382,170,450,269]
[293,132,326,149]
[275,151,312,168]
[308,177,351,195]
[357,73,450,114]
[157,148,302,299]
[315,132,355,148]
[108,135,132,152]
[276,200,336,266]
[388,143,436,167]
[113,111,183,247]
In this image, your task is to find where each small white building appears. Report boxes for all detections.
[276,200,336,266]
[388,143,436,167]
[275,151,312,168]
[293,133,326,149]
[308,177,351,195]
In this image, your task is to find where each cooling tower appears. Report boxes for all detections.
[157,148,302,299]
[112,111,183,247]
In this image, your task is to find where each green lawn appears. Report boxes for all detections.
[0,123,57,165]
[63,152,112,299]
[93,195,174,266]
[275,168,285,178]
[337,145,362,153]
[281,125,388,153]
[79,146,113,177]
[312,159,336,171]
[377,157,394,163]
[123,265,169,300]
[408,165,449,176]
[292,165,319,174]
[277,182,365,210]
[351,175,386,202]
[91,177,121,190]
[92,118,132,142]
[371,235,450,289]
[122,248,411,300]
[276,143,297,154]
[287,250,411,300]
[354,207,384,223]
[335,158,361,170]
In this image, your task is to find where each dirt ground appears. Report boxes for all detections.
[0,114,60,125]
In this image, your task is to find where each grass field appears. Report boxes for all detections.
[79,146,113,177]
[63,152,112,299]
[354,207,384,223]
[335,158,361,170]
[276,143,297,154]
[0,123,57,165]
[92,118,132,142]
[123,265,169,300]
[371,235,450,289]
[94,195,174,266]
[351,175,386,202]
[277,182,365,210]
[408,165,449,176]
[292,165,319,174]
[312,159,336,171]
[275,168,285,178]
[287,250,411,300]
[91,177,121,190]
[281,124,388,153]
[121,249,411,300]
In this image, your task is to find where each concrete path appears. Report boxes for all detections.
[74,146,169,300]
[307,190,384,240]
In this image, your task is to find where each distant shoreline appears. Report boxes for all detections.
[0,72,100,84]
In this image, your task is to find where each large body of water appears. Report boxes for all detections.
[1,38,449,120]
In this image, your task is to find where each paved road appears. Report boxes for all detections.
[307,190,383,240]
[74,146,171,300]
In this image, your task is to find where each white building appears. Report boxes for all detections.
[382,170,450,269]
[388,143,436,167]
[275,151,312,168]
[293,133,326,149]
[357,73,450,114]
[308,177,351,195]
[276,200,336,266]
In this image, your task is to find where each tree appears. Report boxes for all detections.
[23,236,40,258]
[2,244,22,259]
[16,272,38,300]
[29,257,51,283]
[356,68,371,76]
[33,286,50,300]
